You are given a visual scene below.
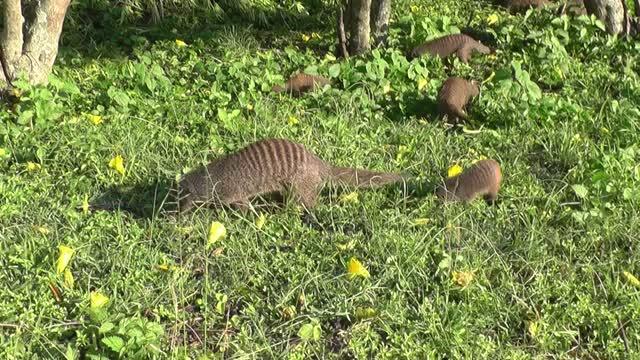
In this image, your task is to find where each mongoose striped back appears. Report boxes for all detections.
[437,77,480,124]
[436,159,502,203]
[272,73,331,96]
[410,34,490,63]
[178,139,404,212]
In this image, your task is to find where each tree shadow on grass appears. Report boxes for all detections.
[60,0,337,61]
[381,91,441,124]
[88,178,176,219]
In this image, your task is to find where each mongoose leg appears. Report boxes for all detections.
[456,45,472,63]
[291,175,322,210]
[178,194,195,214]
[483,192,498,205]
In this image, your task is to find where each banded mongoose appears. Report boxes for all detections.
[178,138,404,212]
[436,159,502,203]
[506,0,551,13]
[437,77,480,124]
[410,34,491,63]
[272,73,331,96]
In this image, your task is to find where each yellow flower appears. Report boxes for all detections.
[26,162,41,171]
[90,291,110,309]
[347,257,370,279]
[288,115,299,126]
[255,214,267,230]
[208,221,227,245]
[56,245,75,274]
[447,164,463,178]
[410,5,419,13]
[0,148,7,157]
[623,271,640,288]
[340,192,359,204]
[108,155,125,176]
[382,83,392,94]
[301,34,311,42]
[87,114,102,125]
[157,264,179,271]
[417,77,428,91]
[487,13,499,25]
[452,270,474,287]
[64,268,74,289]
[246,103,254,111]
[175,39,187,47]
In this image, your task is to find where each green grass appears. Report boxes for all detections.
[2,0,640,358]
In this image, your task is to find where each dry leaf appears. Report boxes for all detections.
[56,245,75,274]
[64,268,74,289]
[90,291,110,309]
[208,222,227,245]
[623,271,640,288]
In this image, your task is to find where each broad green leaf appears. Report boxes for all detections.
[101,336,124,352]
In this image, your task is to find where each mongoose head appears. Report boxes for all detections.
[435,178,458,201]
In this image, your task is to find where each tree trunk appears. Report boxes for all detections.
[347,0,371,55]
[584,0,625,34]
[337,7,349,58]
[1,0,71,86]
[371,0,392,47]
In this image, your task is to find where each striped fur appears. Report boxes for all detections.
[436,159,502,203]
[437,77,480,124]
[410,34,491,63]
[178,139,404,212]
[272,73,331,97]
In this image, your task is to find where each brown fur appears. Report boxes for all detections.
[178,139,404,212]
[410,34,491,63]
[272,73,331,97]
[437,77,480,124]
[506,0,551,13]
[436,159,502,203]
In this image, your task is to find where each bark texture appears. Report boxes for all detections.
[371,0,392,47]
[584,0,625,34]
[1,0,71,85]
[347,0,371,55]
